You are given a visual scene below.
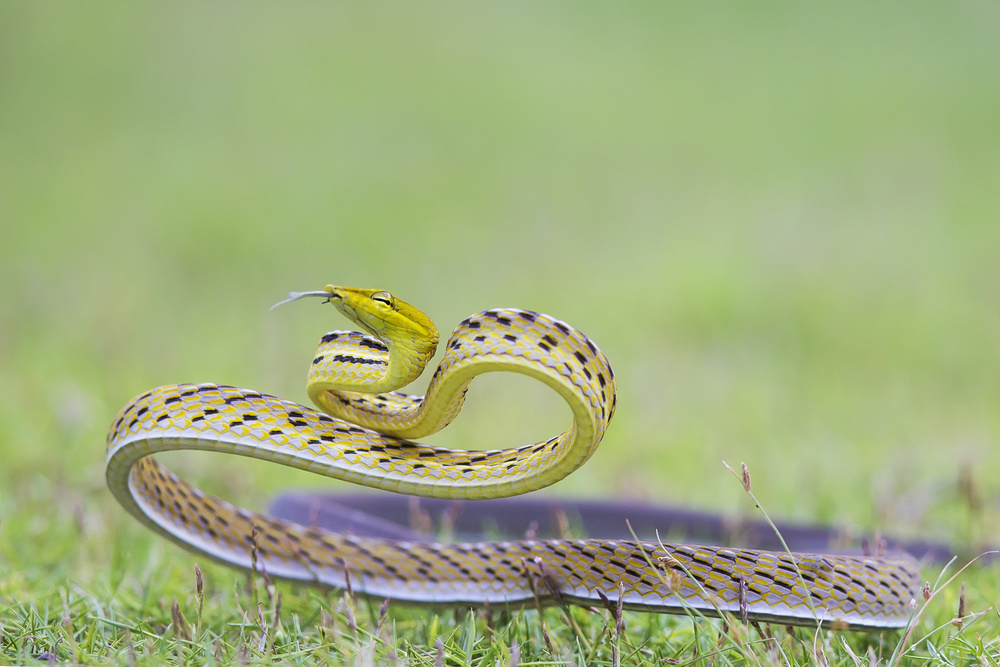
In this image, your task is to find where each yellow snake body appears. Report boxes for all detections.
[106,286,920,629]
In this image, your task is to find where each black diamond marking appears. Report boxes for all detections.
[332,354,386,366]
[794,569,817,583]
[406,550,439,572]
[435,550,467,573]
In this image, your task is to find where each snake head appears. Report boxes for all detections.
[324,285,439,346]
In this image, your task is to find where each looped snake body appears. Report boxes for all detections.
[106,285,920,629]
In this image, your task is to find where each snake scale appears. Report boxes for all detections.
[106,285,921,629]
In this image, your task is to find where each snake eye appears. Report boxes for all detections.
[370,291,394,308]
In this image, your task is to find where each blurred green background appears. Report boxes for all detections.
[2,2,999,555]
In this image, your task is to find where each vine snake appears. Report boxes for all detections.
[106,285,921,629]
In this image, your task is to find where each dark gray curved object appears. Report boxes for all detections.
[267,491,973,565]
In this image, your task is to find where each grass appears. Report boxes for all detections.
[3,1,1000,664]
[2,475,998,665]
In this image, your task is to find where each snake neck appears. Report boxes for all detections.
[309,309,616,453]
[306,328,438,403]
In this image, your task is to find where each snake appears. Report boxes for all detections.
[106,285,922,629]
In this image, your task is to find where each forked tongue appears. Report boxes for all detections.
[269,290,333,311]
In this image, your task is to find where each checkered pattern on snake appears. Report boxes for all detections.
[106,286,920,629]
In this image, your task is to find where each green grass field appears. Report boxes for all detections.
[3,3,1000,664]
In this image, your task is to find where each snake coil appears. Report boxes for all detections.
[107,285,920,629]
